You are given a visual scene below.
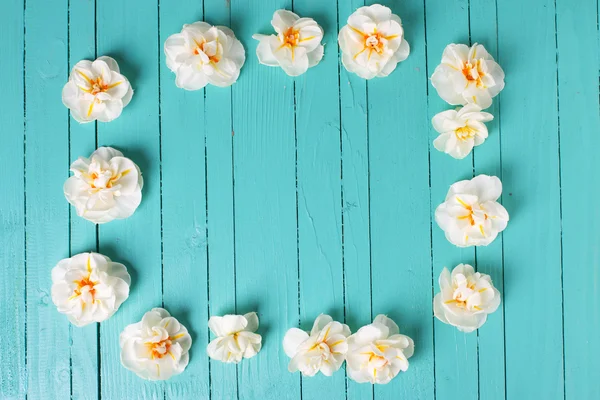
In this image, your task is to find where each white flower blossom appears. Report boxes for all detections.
[51,252,130,327]
[433,104,494,159]
[431,43,505,109]
[338,4,410,79]
[64,147,143,224]
[283,314,350,377]
[62,56,133,123]
[120,308,192,381]
[164,22,245,90]
[433,264,501,332]
[253,10,324,76]
[207,312,262,363]
[346,315,414,385]
[435,174,509,247]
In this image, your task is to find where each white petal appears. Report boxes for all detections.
[282,328,309,358]
[253,34,279,66]
[208,314,247,337]
[271,9,299,34]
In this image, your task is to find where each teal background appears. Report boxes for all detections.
[0,0,598,398]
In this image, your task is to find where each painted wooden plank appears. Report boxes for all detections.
[556,0,600,397]
[337,1,373,399]
[0,0,26,398]
[230,0,301,398]
[159,1,210,399]
[497,0,564,397]
[67,0,100,398]
[469,0,506,398]
[424,0,478,399]
[293,0,345,398]
[367,0,434,398]
[96,0,163,398]
[24,0,71,398]
[203,2,240,399]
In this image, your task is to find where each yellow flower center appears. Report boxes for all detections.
[454,125,476,141]
[461,60,486,88]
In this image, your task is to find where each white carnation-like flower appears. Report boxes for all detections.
[252,10,324,76]
[120,308,192,381]
[62,56,133,123]
[433,264,501,332]
[283,314,350,377]
[164,22,245,90]
[64,147,143,224]
[51,252,130,327]
[346,315,414,385]
[207,312,262,363]
[431,43,505,109]
[338,4,410,79]
[435,175,509,247]
[433,104,494,159]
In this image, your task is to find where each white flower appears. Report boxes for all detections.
[338,4,410,79]
[346,315,414,385]
[252,10,324,76]
[164,22,245,90]
[51,252,130,327]
[435,175,509,247]
[433,104,494,159]
[62,56,133,123]
[207,312,262,363]
[282,314,350,376]
[120,308,192,381]
[431,43,505,109]
[433,264,501,332]
[64,147,143,224]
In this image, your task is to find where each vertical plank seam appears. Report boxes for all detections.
[228,2,240,398]
[553,0,566,397]
[156,1,166,399]
[422,0,437,397]
[494,0,508,397]
[335,0,348,397]
[66,0,73,396]
[22,0,28,397]
[94,0,101,396]
[422,0,436,396]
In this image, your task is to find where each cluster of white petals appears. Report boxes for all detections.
[283,314,350,377]
[120,308,192,381]
[207,312,262,363]
[62,56,133,123]
[253,10,324,76]
[431,43,504,109]
[346,315,414,385]
[434,264,501,332]
[64,147,143,224]
[338,4,410,79]
[435,175,509,247]
[165,22,245,90]
[51,252,130,327]
[433,104,493,159]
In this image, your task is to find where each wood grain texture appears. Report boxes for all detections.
[1,0,598,399]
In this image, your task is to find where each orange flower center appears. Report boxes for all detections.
[461,60,485,88]
[193,40,220,63]
[146,338,173,359]
[282,27,300,47]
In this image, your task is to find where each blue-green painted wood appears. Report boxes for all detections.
[469,1,506,399]
[556,0,600,397]
[230,1,301,399]
[368,0,434,398]
[96,0,163,399]
[24,0,71,398]
[497,0,564,398]
[424,0,479,399]
[3,0,600,399]
[294,0,345,399]
[0,0,26,398]
[67,0,100,399]
[202,2,241,399]
[159,1,211,399]
[337,1,374,399]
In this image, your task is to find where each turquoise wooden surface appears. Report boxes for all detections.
[1,0,598,398]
